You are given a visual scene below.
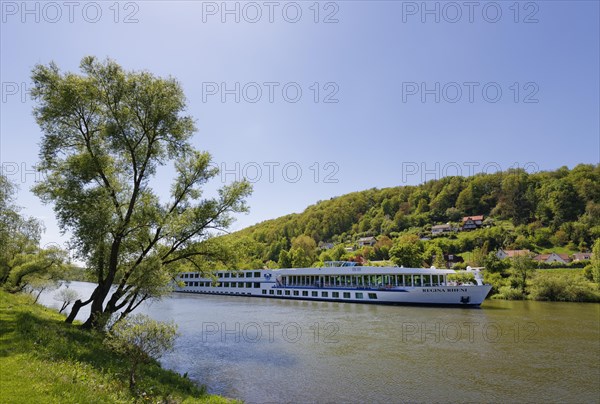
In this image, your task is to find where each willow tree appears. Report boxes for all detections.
[31,57,251,329]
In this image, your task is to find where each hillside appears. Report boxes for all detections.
[218,164,599,270]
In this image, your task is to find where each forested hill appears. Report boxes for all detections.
[223,164,600,269]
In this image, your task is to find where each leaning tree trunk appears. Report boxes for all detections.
[65,287,98,323]
[129,361,138,389]
[65,299,83,323]
[82,283,110,329]
[81,239,124,329]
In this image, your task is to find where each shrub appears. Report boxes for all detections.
[494,286,525,300]
[530,272,600,302]
[105,314,178,389]
[483,271,506,295]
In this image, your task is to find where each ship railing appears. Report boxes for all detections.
[271,282,448,289]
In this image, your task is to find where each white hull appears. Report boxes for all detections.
[176,285,492,306]
[175,265,492,306]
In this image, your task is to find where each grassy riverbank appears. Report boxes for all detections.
[0,290,233,404]
[487,268,600,302]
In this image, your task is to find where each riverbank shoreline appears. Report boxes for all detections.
[0,290,236,404]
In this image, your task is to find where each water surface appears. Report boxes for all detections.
[40,283,600,403]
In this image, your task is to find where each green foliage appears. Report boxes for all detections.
[483,271,507,295]
[289,247,312,268]
[422,245,445,268]
[278,250,291,268]
[30,57,251,328]
[0,173,68,294]
[469,242,489,266]
[482,252,510,273]
[0,290,230,403]
[591,238,600,288]
[105,314,178,389]
[509,255,537,296]
[529,270,600,302]
[447,271,476,284]
[224,165,598,270]
[494,285,526,300]
[389,235,423,267]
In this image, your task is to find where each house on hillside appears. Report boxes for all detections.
[496,249,531,259]
[572,252,592,262]
[358,236,377,248]
[461,215,484,231]
[445,254,464,268]
[318,242,335,250]
[430,253,464,269]
[533,252,571,264]
[431,224,456,236]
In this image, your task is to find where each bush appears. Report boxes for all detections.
[447,271,475,284]
[483,271,506,295]
[530,272,600,302]
[105,314,178,389]
[451,262,467,270]
[493,286,525,300]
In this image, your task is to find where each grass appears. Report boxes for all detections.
[0,290,235,404]
[536,246,579,255]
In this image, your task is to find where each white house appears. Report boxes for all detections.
[358,237,377,248]
[496,249,531,259]
[533,253,571,264]
[431,224,455,235]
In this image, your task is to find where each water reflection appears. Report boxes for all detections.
[38,282,600,403]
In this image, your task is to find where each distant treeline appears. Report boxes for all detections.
[219,164,599,269]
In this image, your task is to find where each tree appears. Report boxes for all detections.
[390,235,423,267]
[497,170,535,225]
[373,235,393,260]
[482,252,509,274]
[5,246,66,293]
[31,57,251,329]
[511,254,536,296]
[278,250,291,268]
[53,286,79,313]
[291,235,317,262]
[591,238,600,289]
[290,247,312,268]
[1,174,68,296]
[469,242,489,267]
[422,245,445,268]
[104,314,177,389]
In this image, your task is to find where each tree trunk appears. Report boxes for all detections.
[82,283,109,329]
[33,287,45,304]
[129,361,138,389]
[82,239,122,330]
[66,299,83,323]
[65,290,96,324]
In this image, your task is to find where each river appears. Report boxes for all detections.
[39,282,600,403]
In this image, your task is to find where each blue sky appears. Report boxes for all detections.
[1,0,599,249]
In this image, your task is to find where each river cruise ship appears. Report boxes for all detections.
[174,262,492,306]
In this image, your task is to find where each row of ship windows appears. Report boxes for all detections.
[183,281,261,288]
[180,285,378,300]
[181,271,262,279]
[261,289,377,300]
